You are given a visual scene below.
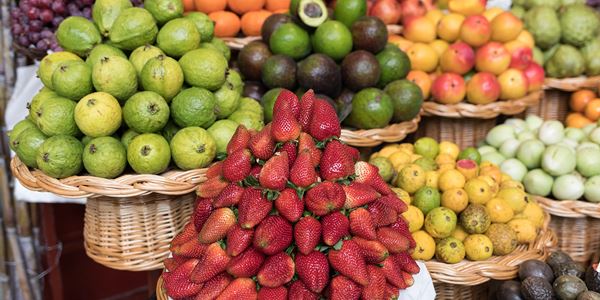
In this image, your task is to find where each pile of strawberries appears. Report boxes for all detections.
[162,89,419,300]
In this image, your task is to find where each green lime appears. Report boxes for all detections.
[214,71,242,119]
[55,16,101,56]
[92,55,138,102]
[83,136,127,178]
[179,48,228,91]
[86,44,127,68]
[228,111,264,131]
[185,12,214,42]
[127,133,171,174]
[171,87,216,128]
[200,38,230,61]
[333,0,367,28]
[170,127,216,170]
[161,120,181,142]
[121,129,140,148]
[377,46,411,87]
[238,97,265,119]
[369,156,394,182]
[261,88,283,122]
[144,0,183,25]
[92,0,132,36]
[384,79,423,122]
[312,20,353,61]
[14,127,48,168]
[36,97,80,136]
[156,18,200,57]
[261,55,297,90]
[414,137,440,160]
[413,186,441,215]
[36,135,84,178]
[37,52,83,90]
[269,23,312,60]
[109,7,158,51]
[140,55,184,102]
[28,88,57,123]
[123,91,170,133]
[9,119,37,151]
[208,120,239,155]
[344,88,393,129]
[51,60,93,101]
[74,92,122,137]
[129,45,164,78]
[458,147,482,165]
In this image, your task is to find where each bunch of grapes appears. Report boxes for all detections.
[588,0,600,9]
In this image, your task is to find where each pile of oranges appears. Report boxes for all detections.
[567,89,600,128]
[185,0,290,37]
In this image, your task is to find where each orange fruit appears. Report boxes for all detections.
[183,0,195,12]
[194,0,227,13]
[407,43,439,72]
[273,8,289,14]
[241,10,272,37]
[210,11,241,37]
[228,0,266,15]
[490,12,523,42]
[570,89,596,113]
[266,0,290,11]
[407,70,433,99]
[388,34,413,52]
[585,99,600,121]
[566,113,594,128]
[404,17,436,43]
[516,30,535,49]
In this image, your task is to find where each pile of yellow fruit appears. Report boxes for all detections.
[370,138,546,264]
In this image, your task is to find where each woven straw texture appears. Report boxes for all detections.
[434,282,490,300]
[536,196,600,264]
[422,91,543,119]
[415,117,497,149]
[157,276,167,300]
[84,193,195,271]
[340,114,421,147]
[523,89,569,122]
[545,76,600,92]
[11,156,208,198]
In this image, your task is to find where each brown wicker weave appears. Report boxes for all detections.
[523,89,569,122]
[10,156,208,198]
[536,196,600,264]
[415,116,498,149]
[544,76,600,92]
[84,193,195,271]
[340,114,421,147]
[422,91,543,119]
[434,282,490,300]
[156,276,167,300]
[12,42,47,61]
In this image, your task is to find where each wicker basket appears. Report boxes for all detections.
[523,89,570,122]
[415,116,497,149]
[156,276,167,300]
[84,193,195,271]
[12,42,47,61]
[536,196,600,264]
[340,114,421,147]
[544,76,600,92]
[434,282,490,300]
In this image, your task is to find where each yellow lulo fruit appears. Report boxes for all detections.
[389,150,412,170]
[485,198,514,223]
[456,159,479,180]
[398,143,415,154]
[478,175,499,197]
[441,188,469,213]
[501,180,525,191]
[497,188,527,214]
[451,224,469,242]
[425,170,439,189]
[438,163,455,173]
[435,154,455,166]
[392,188,411,205]
[464,178,493,205]
[439,141,460,160]
[514,201,545,229]
[463,234,494,261]
[411,230,436,260]
[508,219,537,244]
[439,169,466,192]
[377,144,403,158]
[402,205,425,232]
[396,164,426,194]
[479,163,502,184]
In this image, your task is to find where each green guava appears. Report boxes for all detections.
[123,91,170,133]
[200,38,231,61]
[213,70,243,118]
[36,135,83,178]
[51,60,93,101]
[228,110,264,131]
[74,92,122,137]
[207,120,239,155]
[170,127,216,170]
[161,120,180,142]
[83,136,127,178]
[92,55,138,102]
[55,16,101,56]
[109,7,158,50]
[156,18,200,57]
[86,44,126,67]
[129,45,164,78]
[9,119,37,151]
[37,52,83,90]
[14,127,47,168]
[185,12,214,42]
[140,55,184,102]
[170,87,216,128]
[144,0,183,25]
[121,129,140,148]
[126,133,171,174]
[179,48,228,91]
[35,97,80,136]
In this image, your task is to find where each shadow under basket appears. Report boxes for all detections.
[84,193,195,271]
[523,89,570,122]
[414,116,497,149]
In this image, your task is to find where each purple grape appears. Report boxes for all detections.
[12,23,24,35]
[40,29,53,39]
[29,20,43,32]
[18,35,29,47]
[36,39,50,50]
[52,16,64,27]
[51,2,65,14]
[19,0,30,11]
[82,7,91,18]
[39,0,52,8]
[28,32,41,43]
[27,7,39,20]
[39,9,53,23]
[81,0,94,6]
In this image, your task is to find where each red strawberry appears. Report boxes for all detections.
[195,273,232,300]
[257,286,288,300]
[345,144,360,162]
[382,257,410,289]
[259,152,289,191]
[164,256,186,272]
[249,123,275,160]
[222,149,252,182]
[377,227,410,254]
[193,198,214,232]
[249,164,261,180]
[354,161,393,195]
[384,283,400,300]
[295,251,330,293]
[191,242,231,283]
[238,188,272,229]
[343,182,380,209]
[349,208,377,240]
[288,280,318,300]
[368,200,398,227]
[213,183,245,208]
[290,149,318,188]
[329,240,369,286]
[353,237,389,264]
[329,275,362,300]
[362,265,386,300]
[321,211,350,246]
[197,176,229,198]
[394,252,420,275]
[298,132,321,167]
[308,98,341,141]
[402,270,415,287]
[206,161,223,179]
[305,181,345,216]
[215,278,257,300]
[294,216,322,255]
[271,108,301,142]
[274,89,300,118]
[320,140,355,181]
[377,194,408,214]
[226,247,265,278]
[227,125,251,155]
[298,90,316,131]
[163,259,204,298]
[274,188,304,223]
[253,215,293,255]
[199,207,237,244]
[171,237,208,258]
[172,222,197,247]
[257,252,295,288]
[226,224,254,257]
[389,217,416,249]
[279,141,297,168]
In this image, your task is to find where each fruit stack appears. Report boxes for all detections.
[369,139,546,263]
[366,0,433,26]
[162,89,419,299]
[395,2,544,105]
[567,89,600,129]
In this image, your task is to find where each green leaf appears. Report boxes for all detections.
[215,152,228,161]
[333,240,343,251]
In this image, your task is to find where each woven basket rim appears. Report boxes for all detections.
[340,114,421,147]
[421,90,543,119]
[157,276,167,300]
[535,196,600,219]
[10,156,208,198]
[544,76,600,92]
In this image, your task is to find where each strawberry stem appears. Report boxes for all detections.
[333,240,343,251]
[216,152,227,161]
